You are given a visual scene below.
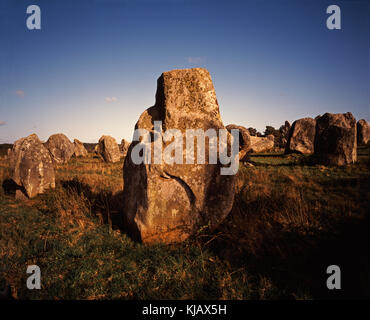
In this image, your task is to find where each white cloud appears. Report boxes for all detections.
[187,56,206,65]
[15,90,25,97]
[105,96,118,103]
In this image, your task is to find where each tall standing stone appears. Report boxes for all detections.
[357,119,370,146]
[123,68,236,243]
[96,135,121,163]
[44,133,75,164]
[73,139,88,157]
[277,121,291,148]
[285,117,316,154]
[9,134,55,198]
[314,112,357,166]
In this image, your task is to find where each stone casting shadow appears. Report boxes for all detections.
[2,179,27,198]
[202,181,370,299]
[60,179,126,233]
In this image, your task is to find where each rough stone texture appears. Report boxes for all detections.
[314,112,357,166]
[73,139,88,157]
[123,68,236,243]
[277,121,291,148]
[9,134,55,198]
[285,117,316,154]
[96,135,121,163]
[357,119,370,146]
[120,139,131,157]
[44,133,74,164]
[249,135,274,153]
[226,124,251,162]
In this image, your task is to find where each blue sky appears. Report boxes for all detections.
[0,0,369,143]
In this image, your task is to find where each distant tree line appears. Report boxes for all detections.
[247,121,291,148]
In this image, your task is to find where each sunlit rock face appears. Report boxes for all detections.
[249,135,274,153]
[314,112,357,166]
[285,117,316,154]
[96,135,121,163]
[73,139,88,157]
[44,133,74,164]
[9,133,55,198]
[123,68,236,243]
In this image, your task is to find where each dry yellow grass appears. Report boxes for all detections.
[0,148,369,299]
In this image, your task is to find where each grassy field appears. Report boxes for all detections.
[0,147,369,299]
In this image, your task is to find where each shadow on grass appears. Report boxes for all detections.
[319,176,370,189]
[64,179,125,231]
[199,184,370,299]
[2,179,28,199]
[37,178,126,233]
[2,179,19,196]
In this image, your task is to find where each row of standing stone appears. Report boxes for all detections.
[284,114,369,165]
[7,133,131,199]
[3,67,369,245]
[226,115,369,166]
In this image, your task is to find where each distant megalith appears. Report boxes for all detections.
[96,135,121,163]
[123,68,237,243]
[9,134,55,198]
[285,117,316,154]
[249,135,274,153]
[314,112,357,166]
[226,124,251,162]
[73,139,88,157]
[277,121,291,148]
[94,144,99,153]
[44,133,74,164]
[357,119,370,146]
[120,139,131,157]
